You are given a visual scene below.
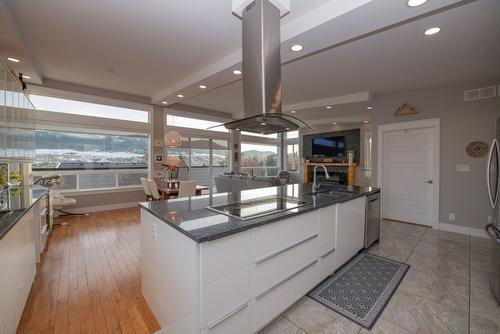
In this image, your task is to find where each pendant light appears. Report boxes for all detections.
[165,114,182,148]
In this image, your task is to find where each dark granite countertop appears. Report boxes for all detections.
[0,185,49,240]
[139,183,379,243]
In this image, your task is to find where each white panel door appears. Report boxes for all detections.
[382,127,435,226]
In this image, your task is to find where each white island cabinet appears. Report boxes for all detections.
[141,196,366,334]
[0,207,37,334]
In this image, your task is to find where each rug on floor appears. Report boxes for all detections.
[308,252,409,329]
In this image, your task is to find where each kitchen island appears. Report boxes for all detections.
[139,183,379,334]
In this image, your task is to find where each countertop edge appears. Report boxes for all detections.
[0,188,50,241]
[139,188,379,243]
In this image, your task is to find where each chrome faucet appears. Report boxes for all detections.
[312,164,330,192]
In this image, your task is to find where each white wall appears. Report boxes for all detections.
[371,80,500,229]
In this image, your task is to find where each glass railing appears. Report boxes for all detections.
[31,169,148,192]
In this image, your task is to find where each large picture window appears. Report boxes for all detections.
[241,142,278,176]
[165,137,230,190]
[30,95,149,123]
[32,130,149,190]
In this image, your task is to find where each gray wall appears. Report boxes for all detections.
[371,80,500,229]
[68,189,145,211]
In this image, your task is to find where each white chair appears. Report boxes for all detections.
[146,179,162,201]
[178,181,197,198]
[140,177,153,201]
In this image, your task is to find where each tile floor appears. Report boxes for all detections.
[259,220,499,334]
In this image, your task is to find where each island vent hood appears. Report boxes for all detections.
[223,0,311,135]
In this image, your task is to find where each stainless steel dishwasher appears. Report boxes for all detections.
[364,192,381,248]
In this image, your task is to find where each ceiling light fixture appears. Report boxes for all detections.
[326,106,332,109]
[407,0,428,7]
[332,122,337,125]
[161,101,168,105]
[176,94,184,98]
[290,110,296,114]
[7,57,20,63]
[367,106,372,110]
[22,75,31,79]
[199,85,207,89]
[363,120,369,123]
[233,70,242,75]
[424,27,441,36]
[290,44,303,52]
[260,122,267,126]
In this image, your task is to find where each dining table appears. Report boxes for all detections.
[156,181,209,200]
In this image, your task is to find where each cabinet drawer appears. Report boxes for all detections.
[203,302,251,334]
[253,260,318,332]
[202,266,251,327]
[251,212,319,263]
[318,248,336,282]
[253,233,319,297]
[201,231,251,285]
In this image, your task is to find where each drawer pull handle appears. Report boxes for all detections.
[207,303,248,329]
[320,248,335,259]
[255,234,319,264]
[256,260,317,300]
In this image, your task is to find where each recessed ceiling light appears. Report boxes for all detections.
[260,122,267,126]
[290,110,296,113]
[326,106,332,109]
[233,70,242,75]
[286,128,290,131]
[7,57,20,63]
[22,75,31,79]
[363,120,369,123]
[235,128,240,131]
[407,0,428,7]
[290,44,303,52]
[424,27,441,36]
[176,94,184,98]
[199,85,207,89]
[161,101,168,105]
[332,122,337,125]
[367,106,372,110]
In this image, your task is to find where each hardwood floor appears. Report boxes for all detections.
[17,208,161,334]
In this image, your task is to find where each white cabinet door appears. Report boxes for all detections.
[335,197,365,269]
[0,210,37,334]
[318,205,336,256]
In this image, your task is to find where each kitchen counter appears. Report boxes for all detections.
[0,185,49,240]
[139,183,379,243]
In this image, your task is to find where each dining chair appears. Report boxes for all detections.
[146,179,162,201]
[140,177,153,201]
[178,181,197,198]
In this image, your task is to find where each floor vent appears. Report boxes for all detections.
[464,86,497,101]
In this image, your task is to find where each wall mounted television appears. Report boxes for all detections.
[312,136,346,158]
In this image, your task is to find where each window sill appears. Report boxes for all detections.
[55,185,143,196]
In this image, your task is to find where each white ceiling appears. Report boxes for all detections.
[1,0,499,124]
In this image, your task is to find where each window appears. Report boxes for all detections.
[166,115,227,133]
[165,138,230,190]
[241,142,278,176]
[287,144,300,171]
[32,130,149,190]
[30,95,149,122]
[241,131,277,139]
[286,131,299,139]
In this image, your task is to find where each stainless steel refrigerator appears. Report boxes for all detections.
[485,117,500,303]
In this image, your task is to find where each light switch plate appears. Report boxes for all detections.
[456,164,470,172]
[448,213,456,221]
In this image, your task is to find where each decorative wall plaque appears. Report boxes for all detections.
[466,141,489,158]
[394,103,417,117]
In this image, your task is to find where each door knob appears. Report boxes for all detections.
[425,180,434,184]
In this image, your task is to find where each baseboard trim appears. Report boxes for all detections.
[62,201,139,214]
[437,222,487,239]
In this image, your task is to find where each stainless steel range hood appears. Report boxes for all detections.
[224,0,310,135]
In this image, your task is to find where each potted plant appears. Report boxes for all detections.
[346,149,355,164]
